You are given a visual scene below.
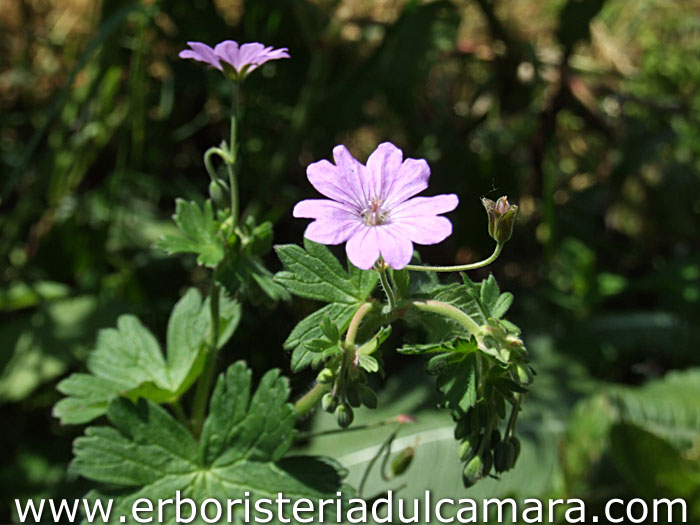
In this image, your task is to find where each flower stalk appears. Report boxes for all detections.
[404,242,503,273]
[410,299,481,337]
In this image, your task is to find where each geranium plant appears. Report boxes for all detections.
[54,39,533,522]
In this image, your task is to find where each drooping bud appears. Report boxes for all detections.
[458,431,481,461]
[317,368,334,385]
[336,404,354,428]
[390,443,416,476]
[322,393,338,413]
[482,196,518,243]
[494,440,516,473]
[462,455,483,487]
[209,180,228,208]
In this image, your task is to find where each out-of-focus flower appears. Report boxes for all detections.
[293,142,458,270]
[482,196,518,243]
[179,40,289,80]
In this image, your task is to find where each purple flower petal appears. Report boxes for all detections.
[377,227,414,269]
[391,194,459,219]
[366,141,403,201]
[179,42,222,70]
[384,158,431,208]
[390,216,453,245]
[306,160,363,210]
[332,145,368,204]
[346,227,381,270]
[213,40,241,70]
[181,39,289,77]
[305,219,363,245]
[293,199,357,220]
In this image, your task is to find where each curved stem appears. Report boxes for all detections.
[294,383,329,418]
[191,282,220,436]
[377,268,397,311]
[345,302,373,346]
[203,147,231,183]
[404,242,504,273]
[410,299,481,337]
[505,395,522,439]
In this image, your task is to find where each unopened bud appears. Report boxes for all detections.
[322,393,338,413]
[482,196,518,243]
[494,441,516,473]
[209,180,227,208]
[391,444,416,476]
[462,455,483,487]
[458,431,481,461]
[510,436,521,462]
[336,404,354,428]
[317,368,334,385]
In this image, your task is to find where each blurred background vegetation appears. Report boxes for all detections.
[1,0,700,522]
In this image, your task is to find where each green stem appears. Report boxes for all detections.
[404,242,504,273]
[295,415,407,441]
[171,400,189,430]
[203,146,230,183]
[294,383,329,418]
[410,299,481,337]
[345,302,373,346]
[504,395,522,439]
[191,282,220,436]
[228,82,239,228]
[377,268,397,311]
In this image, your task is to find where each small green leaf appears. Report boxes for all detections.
[491,292,514,318]
[321,315,340,342]
[403,338,479,415]
[285,303,358,371]
[156,199,224,267]
[358,354,380,373]
[54,289,240,424]
[480,274,500,312]
[71,362,349,524]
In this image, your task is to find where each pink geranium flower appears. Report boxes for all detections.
[179,40,289,79]
[293,142,459,270]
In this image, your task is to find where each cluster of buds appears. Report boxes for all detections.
[482,196,518,243]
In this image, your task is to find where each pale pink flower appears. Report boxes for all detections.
[293,142,459,270]
[179,40,289,79]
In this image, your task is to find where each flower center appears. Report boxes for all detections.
[361,199,388,226]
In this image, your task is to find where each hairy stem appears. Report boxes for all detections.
[294,382,330,418]
[191,282,220,436]
[228,82,239,228]
[346,302,374,346]
[203,146,230,183]
[410,299,481,337]
[377,268,397,311]
[404,242,504,273]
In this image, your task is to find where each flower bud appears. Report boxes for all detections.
[510,436,521,462]
[209,180,227,208]
[390,445,416,476]
[317,368,334,385]
[458,431,481,461]
[322,393,338,413]
[462,455,483,487]
[490,428,502,449]
[515,362,534,385]
[494,441,516,473]
[481,450,493,477]
[482,196,518,243]
[336,404,354,428]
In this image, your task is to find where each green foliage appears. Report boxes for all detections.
[274,240,378,371]
[54,289,240,424]
[157,200,225,267]
[401,337,479,415]
[72,362,348,524]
